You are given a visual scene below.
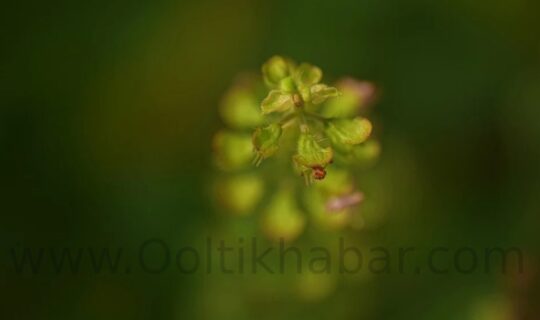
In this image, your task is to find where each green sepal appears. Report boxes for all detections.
[310,84,340,104]
[294,133,333,168]
[279,76,296,93]
[325,117,372,149]
[252,123,282,165]
[261,90,294,114]
[294,63,322,88]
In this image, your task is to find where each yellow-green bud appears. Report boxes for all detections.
[325,117,372,152]
[262,56,293,88]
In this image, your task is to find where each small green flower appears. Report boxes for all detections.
[294,132,333,183]
[252,123,282,166]
[294,132,333,168]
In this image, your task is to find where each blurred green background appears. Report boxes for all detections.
[2,0,540,319]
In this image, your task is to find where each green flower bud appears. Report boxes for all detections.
[262,188,305,241]
[262,56,294,88]
[215,174,264,215]
[293,63,322,88]
[261,90,294,114]
[252,123,282,165]
[219,83,264,129]
[310,84,340,104]
[213,131,253,170]
[325,117,372,151]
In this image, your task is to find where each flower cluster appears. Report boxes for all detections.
[213,56,380,241]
